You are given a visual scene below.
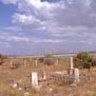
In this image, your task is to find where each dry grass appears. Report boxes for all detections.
[0,57,96,96]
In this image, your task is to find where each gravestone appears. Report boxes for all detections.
[31,72,38,87]
[74,68,80,84]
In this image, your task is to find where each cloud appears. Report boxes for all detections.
[0,28,64,44]
[0,0,17,4]
[12,0,96,30]
[1,0,96,55]
[4,26,22,32]
[0,33,29,43]
[12,13,42,26]
[33,39,64,43]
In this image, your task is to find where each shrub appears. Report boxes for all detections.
[43,55,55,66]
[38,57,44,63]
[74,52,96,70]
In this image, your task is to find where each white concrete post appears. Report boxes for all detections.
[31,72,38,87]
[74,68,80,84]
[70,57,74,69]
[69,57,74,75]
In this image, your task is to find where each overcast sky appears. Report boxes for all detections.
[0,0,96,55]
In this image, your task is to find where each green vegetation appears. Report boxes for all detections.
[74,52,96,70]
[0,52,96,96]
[39,55,55,65]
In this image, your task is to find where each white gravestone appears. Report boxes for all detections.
[74,68,80,84]
[31,72,38,87]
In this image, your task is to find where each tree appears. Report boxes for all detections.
[43,55,55,66]
[38,57,44,63]
[74,52,94,71]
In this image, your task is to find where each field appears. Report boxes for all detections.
[0,56,96,96]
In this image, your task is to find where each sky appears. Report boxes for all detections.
[0,0,96,55]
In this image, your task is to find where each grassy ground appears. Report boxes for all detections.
[0,57,96,96]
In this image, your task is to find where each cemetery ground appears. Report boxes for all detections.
[0,56,96,96]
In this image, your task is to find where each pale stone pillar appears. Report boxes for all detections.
[31,72,38,87]
[74,68,80,84]
[69,57,74,75]
[70,57,74,69]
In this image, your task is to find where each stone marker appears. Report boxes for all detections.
[70,57,74,69]
[31,72,38,87]
[69,57,74,75]
[74,68,80,84]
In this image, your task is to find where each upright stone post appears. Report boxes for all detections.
[69,57,74,75]
[74,68,80,84]
[70,57,74,69]
[31,72,38,87]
